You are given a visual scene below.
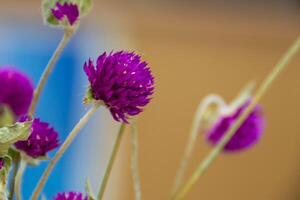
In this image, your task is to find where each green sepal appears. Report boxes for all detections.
[0,121,32,157]
[41,0,93,26]
[21,152,50,166]
[41,0,62,26]
[83,87,94,105]
[74,0,93,16]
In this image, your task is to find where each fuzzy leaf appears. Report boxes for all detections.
[0,122,32,156]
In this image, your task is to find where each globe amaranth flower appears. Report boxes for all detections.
[84,51,154,123]
[54,192,87,200]
[15,117,59,158]
[206,101,265,151]
[0,67,33,117]
[51,2,79,26]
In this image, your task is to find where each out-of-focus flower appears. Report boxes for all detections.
[51,2,79,26]
[206,101,265,151]
[0,67,33,117]
[84,51,154,123]
[15,117,59,158]
[0,158,3,170]
[54,192,88,200]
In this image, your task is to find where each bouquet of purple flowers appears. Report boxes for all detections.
[0,1,298,200]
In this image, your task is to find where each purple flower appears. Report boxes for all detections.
[54,192,88,200]
[206,102,265,151]
[0,67,33,117]
[84,51,154,123]
[0,158,4,170]
[15,117,59,158]
[51,2,79,26]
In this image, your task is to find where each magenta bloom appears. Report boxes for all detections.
[0,158,3,170]
[51,2,79,25]
[15,117,59,158]
[206,102,265,151]
[84,51,154,123]
[54,192,87,200]
[0,67,33,117]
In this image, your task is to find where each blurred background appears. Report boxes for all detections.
[1,0,300,199]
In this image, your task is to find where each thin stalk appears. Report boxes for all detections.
[14,159,26,200]
[31,105,99,200]
[8,156,20,200]
[97,123,126,200]
[171,95,226,196]
[173,36,300,200]
[130,121,142,200]
[28,28,75,116]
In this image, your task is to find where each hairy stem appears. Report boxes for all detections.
[173,36,300,200]
[15,159,26,200]
[28,28,75,116]
[31,105,99,200]
[97,123,126,200]
[171,94,226,196]
[131,121,142,200]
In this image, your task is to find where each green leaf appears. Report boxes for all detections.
[0,156,12,185]
[8,148,20,163]
[85,178,95,200]
[0,122,32,156]
[0,106,15,128]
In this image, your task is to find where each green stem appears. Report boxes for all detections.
[173,36,300,200]
[14,159,26,200]
[28,28,75,117]
[97,123,126,200]
[130,121,142,200]
[30,105,100,200]
[8,154,20,200]
[171,95,226,196]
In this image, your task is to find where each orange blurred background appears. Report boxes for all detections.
[2,1,300,199]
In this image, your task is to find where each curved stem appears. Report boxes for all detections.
[28,29,74,117]
[130,121,142,200]
[97,123,126,200]
[15,159,26,200]
[30,105,99,200]
[171,94,226,196]
[173,36,300,200]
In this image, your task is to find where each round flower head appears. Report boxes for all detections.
[15,117,59,158]
[0,67,33,117]
[51,2,79,26]
[54,192,87,200]
[84,51,154,123]
[206,102,265,151]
